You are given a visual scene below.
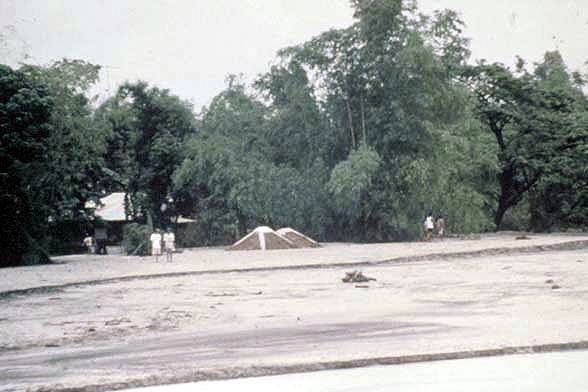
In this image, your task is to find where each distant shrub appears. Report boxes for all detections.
[175,221,234,248]
[176,222,203,248]
[500,198,530,231]
[122,223,150,256]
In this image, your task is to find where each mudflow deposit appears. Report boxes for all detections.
[1,233,588,391]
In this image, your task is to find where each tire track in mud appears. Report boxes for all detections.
[2,239,587,301]
[23,340,588,392]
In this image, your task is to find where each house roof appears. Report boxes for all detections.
[87,192,128,221]
[86,192,196,223]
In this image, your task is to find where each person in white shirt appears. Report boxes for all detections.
[150,229,163,262]
[83,234,95,254]
[163,228,175,262]
[424,213,435,240]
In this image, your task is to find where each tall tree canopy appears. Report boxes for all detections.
[265,0,492,238]
[1,59,112,265]
[0,64,53,265]
[20,59,109,221]
[173,0,496,242]
[527,52,588,230]
[463,51,588,230]
[99,81,197,228]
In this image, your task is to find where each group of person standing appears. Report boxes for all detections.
[424,212,445,240]
[150,228,175,262]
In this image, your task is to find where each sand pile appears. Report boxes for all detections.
[276,227,320,248]
[229,226,297,251]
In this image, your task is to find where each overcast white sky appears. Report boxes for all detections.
[1,0,587,109]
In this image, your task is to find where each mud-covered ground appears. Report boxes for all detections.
[1,233,588,391]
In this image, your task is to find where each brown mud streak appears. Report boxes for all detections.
[2,239,588,301]
[31,341,588,392]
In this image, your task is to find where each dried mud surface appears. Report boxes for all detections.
[1,233,588,391]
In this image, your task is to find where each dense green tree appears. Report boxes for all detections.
[174,77,334,243]
[256,61,337,168]
[173,80,271,242]
[529,110,588,231]
[179,0,494,243]
[268,0,489,239]
[1,59,111,265]
[327,145,382,240]
[101,81,197,228]
[20,59,110,221]
[464,55,588,230]
[199,75,269,152]
[0,64,53,266]
[526,52,588,230]
[174,135,332,243]
[173,135,242,244]
[94,95,136,192]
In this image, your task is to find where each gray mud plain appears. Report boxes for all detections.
[1,233,588,391]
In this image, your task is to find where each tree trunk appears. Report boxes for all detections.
[345,98,356,150]
[236,209,247,240]
[494,201,508,230]
[360,93,367,146]
[494,164,517,230]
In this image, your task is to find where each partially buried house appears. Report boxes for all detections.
[276,227,320,248]
[86,192,130,253]
[228,226,298,251]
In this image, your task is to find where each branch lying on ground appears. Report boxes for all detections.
[342,271,376,283]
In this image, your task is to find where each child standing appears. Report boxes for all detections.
[163,228,175,262]
[150,229,163,262]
